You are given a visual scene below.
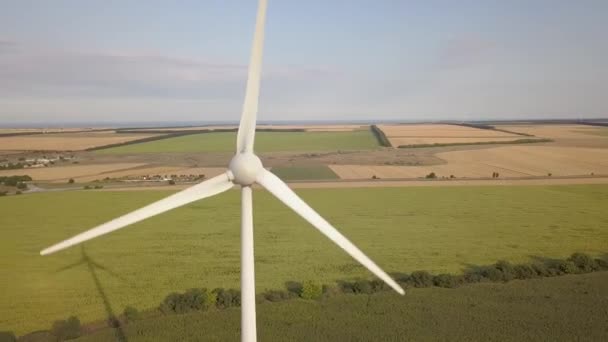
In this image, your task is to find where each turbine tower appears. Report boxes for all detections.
[40,1,404,340]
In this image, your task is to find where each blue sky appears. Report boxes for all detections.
[1,0,606,123]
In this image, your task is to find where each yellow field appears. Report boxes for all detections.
[0,132,159,151]
[330,146,608,179]
[0,163,145,182]
[496,124,608,147]
[377,124,522,146]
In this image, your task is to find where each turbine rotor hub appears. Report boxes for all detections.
[229,153,264,186]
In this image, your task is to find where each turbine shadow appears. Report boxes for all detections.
[55,246,128,342]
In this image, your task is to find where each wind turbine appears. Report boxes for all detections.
[40,0,404,341]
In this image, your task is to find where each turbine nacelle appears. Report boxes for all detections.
[229,153,264,186]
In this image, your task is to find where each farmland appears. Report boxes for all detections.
[96,130,380,154]
[376,124,526,147]
[0,132,160,151]
[1,184,607,334]
[330,145,608,179]
[79,272,608,341]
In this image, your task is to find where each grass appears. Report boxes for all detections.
[95,130,380,154]
[77,272,608,341]
[1,184,607,334]
[270,166,338,181]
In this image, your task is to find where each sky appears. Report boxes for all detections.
[1,0,607,124]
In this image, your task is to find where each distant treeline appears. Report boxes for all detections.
[580,122,608,128]
[398,138,552,149]
[370,125,392,147]
[9,252,607,341]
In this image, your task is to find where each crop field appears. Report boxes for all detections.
[376,124,523,147]
[125,124,366,133]
[0,132,159,151]
[0,163,146,182]
[270,166,339,181]
[1,184,607,334]
[79,272,608,341]
[495,124,608,147]
[330,146,608,179]
[95,130,380,154]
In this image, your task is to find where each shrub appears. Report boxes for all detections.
[68,178,75,184]
[94,185,104,189]
[123,306,140,322]
[513,264,537,279]
[495,260,515,281]
[369,279,389,293]
[15,191,22,195]
[568,253,598,272]
[16,182,28,190]
[463,270,484,283]
[300,280,322,299]
[554,260,578,274]
[263,290,291,302]
[410,271,433,287]
[159,288,213,314]
[425,172,437,179]
[83,185,92,190]
[433,274,459,288]
[51,316,81,340]
[352,280,373,294]
[0,331,16,342]
[285,281,303,297]
[480,266,504,282]
[214,288,241,309]
[531,262,551,277]
[321,284,341,299]
[168,179,176,185]
[595,258,608,270]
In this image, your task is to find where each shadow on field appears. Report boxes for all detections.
[56,246,128,342]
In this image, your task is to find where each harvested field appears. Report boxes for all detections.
[330,146,608,179]
[377,124,523,147]
[0,132,160,151]
[496,124,608,147]
[0,163,145,182]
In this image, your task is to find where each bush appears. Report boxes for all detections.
[94,185,104,189]
[425,172,437,179]
[463,270,484,283]
[568,253,598,272]
[352,280,373,294]
[285,281,303,297]
[263,289,291,302]
[513,264,537,279]
[300,280,322,299]
[553,260,578,274]
[595,258,608,270]
[495,260,515,281]
[16,182,28,190]
[531,262,551,277]
[68,178,75,184]
[0,331,16,342]
[433,274,459,288]
[15,191,22,195]
[83,185,92,190]
[168,179,176,185]
[410,271,433,287]
[160,288,213,314]
[321,284,341,299]
[51,316,81,340]
[0,191,7,197]
[480,266,504,282]
[213,288,241,309]
[123,306,140,322]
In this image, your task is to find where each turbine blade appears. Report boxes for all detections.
[40,172,234,256]
[256,170,405,295]
[236,0,268,153]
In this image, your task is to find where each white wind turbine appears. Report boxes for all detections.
[40,0,404,341]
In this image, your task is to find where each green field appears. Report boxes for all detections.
[270,166,338,180]
[1,185,608,334]
[78,272,608,341]
[96,130,380,154]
